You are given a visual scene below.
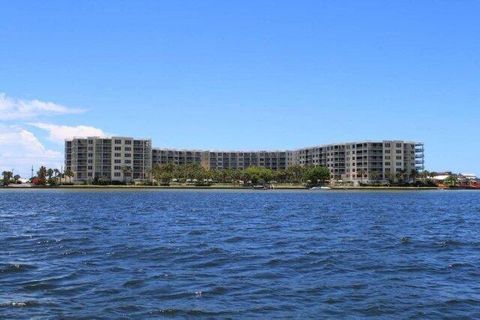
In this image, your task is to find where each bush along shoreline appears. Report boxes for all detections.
[2,165,476,190]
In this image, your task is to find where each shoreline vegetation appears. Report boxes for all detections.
[2,164,477,190]
[0,184,445,190]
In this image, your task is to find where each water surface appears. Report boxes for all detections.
[1,189,479,318]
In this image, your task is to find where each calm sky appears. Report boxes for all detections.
[1,1,479,177]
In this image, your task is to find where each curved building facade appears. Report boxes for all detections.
[65,138,424,183]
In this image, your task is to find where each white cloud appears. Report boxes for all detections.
[29,122,108,143]
[0,125,63,177]
[0,92,84,120]
[0,93,109,176]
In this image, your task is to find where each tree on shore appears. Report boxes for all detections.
[285,165,305,184]
[303,166,330,186]
[357,169,365,183]
[47,168,54,180]
[395,169,408,183]
[64,168,74,183]
[243,166,276,185]
[444,175,458,187]
[2,171,13,186]
[37,166,47,185]
[409,169,418,182]
[121,166,132,184]
[150,164,174,185]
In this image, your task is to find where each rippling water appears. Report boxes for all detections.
[1,189,480,319]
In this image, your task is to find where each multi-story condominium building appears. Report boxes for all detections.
[66,137,424,183]
[65,137,152,182]
[152,149,207,167]
[291,140,424,181]
[152,149,288,170]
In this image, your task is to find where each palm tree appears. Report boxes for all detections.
[47,168,54,180]
[395,171,403,183]
[419,170,429,180]
[2,171,13,186]
[121,166,132,184]
[409,169,418,183]
[64,168,74,183]
[357,169,365,183]
[369,170,380,183]
[37,166,47,185]
[384,172,394,185]
[53,169,61,185]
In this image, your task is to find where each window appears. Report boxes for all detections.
[88,159,93,164]
[115,153,121,157]
[385,150,390,154]
[385,162,390,166]
[396,150,402,154]
[396,156,402,160]
[114,172,121,177]
[396,143,402,147]
[125,153,131,157]
[114,159,121,164]
[115,140,122,144]
[125,140,132,145]
[88,140,93,144]
[396,162,402,166]
[114,147,121,151]
[385,143,391,147]
[385,156,390,160]
[88,166,93,170]
[88,153,93,157]
[114,166,121,170]
[125,147,131,151]
[125,160,131,164]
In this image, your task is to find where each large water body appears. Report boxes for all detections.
[1,189,479,319]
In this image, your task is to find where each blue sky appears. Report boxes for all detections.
[1,1,479,176]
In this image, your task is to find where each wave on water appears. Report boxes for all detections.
[1,190,480,318]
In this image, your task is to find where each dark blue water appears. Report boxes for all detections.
[1,190,480,319]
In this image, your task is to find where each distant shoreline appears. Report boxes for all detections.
[0,185,442,191]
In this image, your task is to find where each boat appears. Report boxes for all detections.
[310,186,331,190]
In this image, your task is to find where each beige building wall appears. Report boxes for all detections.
[67,138,424,183]
[65,137,151,183]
